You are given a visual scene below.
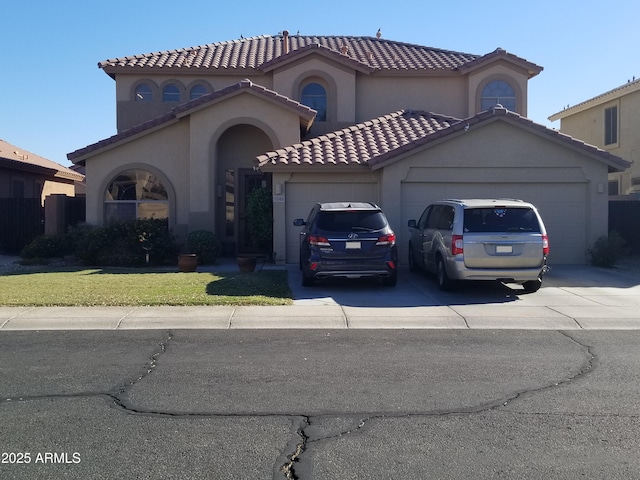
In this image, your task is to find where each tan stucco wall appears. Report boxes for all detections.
[558,89,640,194]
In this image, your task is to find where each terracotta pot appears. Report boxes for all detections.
[237,255,257,273]
[178,254,198,272]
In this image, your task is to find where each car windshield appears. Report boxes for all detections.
[463,207,541,233]
[317,211,387,232]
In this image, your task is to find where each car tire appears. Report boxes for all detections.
[522,278,542,293]
[436,257,453,291]
[408,244,419,273]
[382,272,397,287]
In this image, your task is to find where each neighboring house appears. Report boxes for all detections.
[68,32,629,265]
[549,77,640,196]
[0,139,84,204]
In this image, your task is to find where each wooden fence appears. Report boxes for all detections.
[0,198,44,254]
[609,200,640,254]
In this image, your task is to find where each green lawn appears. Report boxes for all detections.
[0,267,292,306]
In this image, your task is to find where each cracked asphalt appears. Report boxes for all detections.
[2,329,640,479]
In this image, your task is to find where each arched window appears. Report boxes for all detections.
[481,80,516,112]
[104,169,169,223]
[190,84,208,100]
[301,83,327,121]
[162,84,181,102]
[135,84,153,102]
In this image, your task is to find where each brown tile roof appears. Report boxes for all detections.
[0,139,84,181]
[258,106,630,173]
[99,34,486,75]
[68,79,316,162]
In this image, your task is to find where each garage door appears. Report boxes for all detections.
[401,183,588,265]
[285,182,379,263]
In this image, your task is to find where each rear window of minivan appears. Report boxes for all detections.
[463,207,541,233]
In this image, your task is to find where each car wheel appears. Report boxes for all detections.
[436,257,453,291]
[382,272,397,287]
[408,244,419,273]
[522,278,542,293]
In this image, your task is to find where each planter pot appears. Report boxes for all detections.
[178,254,198,272]
[237,255,257,273]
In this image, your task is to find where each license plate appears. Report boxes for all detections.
[496,245,513,253]
[345,241,361,249]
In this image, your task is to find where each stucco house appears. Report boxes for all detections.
[549,77,640,197]
[68,32,629,265]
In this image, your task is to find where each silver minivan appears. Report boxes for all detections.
[407,199,549,292]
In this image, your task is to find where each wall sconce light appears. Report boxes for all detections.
[274,183,283,195]
[597,182,605,194]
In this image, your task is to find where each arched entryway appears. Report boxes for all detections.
[216,124,273,255]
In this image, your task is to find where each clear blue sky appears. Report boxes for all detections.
[2,0,638,167]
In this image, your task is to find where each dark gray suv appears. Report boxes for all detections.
[293,202,398,287]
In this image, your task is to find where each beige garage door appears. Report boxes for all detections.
[401,183,588,265]
[285,182,379,263]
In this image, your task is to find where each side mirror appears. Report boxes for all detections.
[407,219,417,228]
[293,218,306,227]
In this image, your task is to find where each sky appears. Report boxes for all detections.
[1,0,639,167]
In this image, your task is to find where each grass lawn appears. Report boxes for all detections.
[0,267,292,306]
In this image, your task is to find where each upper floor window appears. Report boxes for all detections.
[481,80,516,112]
[104,169,169,224]
[605,105,618,145]
[190,84,208,100]
[301,83,327,121]
[135,84,153,102]
[162,84,181,102]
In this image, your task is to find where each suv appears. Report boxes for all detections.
[407,199,549,292]
[293,202,398,287]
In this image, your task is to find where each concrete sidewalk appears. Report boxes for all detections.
[2,255,640,330]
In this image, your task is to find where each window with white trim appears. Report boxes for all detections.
[605,105,618,146]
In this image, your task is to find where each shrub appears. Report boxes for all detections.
[75,219,179,267]
[187,230,221,265]
[20,234,73,259]
[588,231,627,267]
[246,187,273,254]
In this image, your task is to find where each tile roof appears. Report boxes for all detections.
[98,34,485,75]
[67,79,316,162]
[0,139,84,181]
[257,106,630,173]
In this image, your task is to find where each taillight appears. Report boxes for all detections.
[308,235,330,247]
[376,232,396,246]
[542,234,549,256]
[452,234,464,255]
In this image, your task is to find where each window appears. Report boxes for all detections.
[605,105,618,145]
[162,84,180,102]
[135,84,152,102]
[301,83,327,121]
[481,80,516,112]
[104,169,169,223]
[190,84,208,100]
[609,180,620,196]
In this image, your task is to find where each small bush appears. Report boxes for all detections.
[21,234,73,259]
[588,231,627,267]
[187,230,221,265]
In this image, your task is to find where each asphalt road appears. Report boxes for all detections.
[1,329,640,479]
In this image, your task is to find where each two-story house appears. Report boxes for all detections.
[68,32,629,265]
[549,77,640,197]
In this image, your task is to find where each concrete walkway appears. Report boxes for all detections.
[1,255,640,330]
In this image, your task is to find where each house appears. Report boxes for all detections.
[1,139,84,203]
[549,77,640,197]
[67,32,629,265]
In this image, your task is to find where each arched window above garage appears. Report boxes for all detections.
[481,80,516,112]
[301,83,327,121]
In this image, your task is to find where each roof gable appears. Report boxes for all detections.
[68,79,316,162]
[261,43,375,74]
[457,48,542,78]
[258,106,629,173]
